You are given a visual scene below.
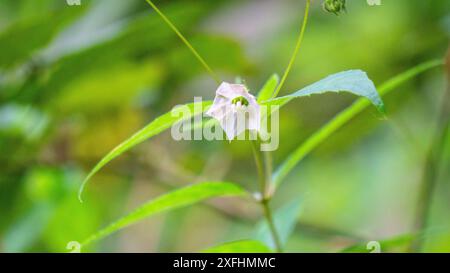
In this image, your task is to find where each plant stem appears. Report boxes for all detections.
[262,199,283,252]
[263,151,273,195]
[272,0,311,98]
[145,0,221,84]
[251,140,283,252]
[251,140,266,196]
[254,0,311,250]
[249,0,312,251]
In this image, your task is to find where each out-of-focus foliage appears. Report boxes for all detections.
[0,0,449,253]
[204,240,272,253]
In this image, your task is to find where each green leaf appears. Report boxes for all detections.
[272,59,444,188]
[268,70,385,113]
[257,74,279,102]
[78,101,212,201]
[81,182,247,248]
[203,240,273,253]
[255,198,302,249]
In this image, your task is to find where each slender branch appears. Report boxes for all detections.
[262,200,283,252]
[251,140,266,196]
[252,0,311,251]
[145,0,221,84]
[263,151,274,196]
[251,139,283,252]
[250,0,311,251]
[272,0,311,98]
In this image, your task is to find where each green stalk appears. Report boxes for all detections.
[261,199,283,252]
[255,0,311,252]
[145,0,221,84]
[251,140,266,196]
[250,0,311,252]
[272,0,311,98]
[263,151,273,193]
[251,140,283,252]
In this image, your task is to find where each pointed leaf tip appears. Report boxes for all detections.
[288,70,384,112]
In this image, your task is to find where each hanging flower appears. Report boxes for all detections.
[206,82,260,140]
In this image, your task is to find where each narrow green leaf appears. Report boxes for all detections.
[342,234,414,253]
[81,182,247,247]
[78,101,212,202]
[269,70,385,113]
[272,59,444,187]
[255,198,302,249]
[257,74,279,102]
[203,240,273,253]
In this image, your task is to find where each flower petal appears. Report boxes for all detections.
[208,82,261,140]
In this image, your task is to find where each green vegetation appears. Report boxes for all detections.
[0,0,448,253]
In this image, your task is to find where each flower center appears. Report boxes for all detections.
[231,96,249,107]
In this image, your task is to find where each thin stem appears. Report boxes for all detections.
[263,151,273,188]
[272,0,311,98]
[251,139,283,252]
[251,140,266,196]
[145,0,221,84]
[262,200,283,252]
[254,0,311,251]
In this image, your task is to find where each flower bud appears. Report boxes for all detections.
[323,0,346,15]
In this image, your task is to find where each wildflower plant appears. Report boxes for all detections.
[76,0,444,252]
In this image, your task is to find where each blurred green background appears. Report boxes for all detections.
[0,0,449,253]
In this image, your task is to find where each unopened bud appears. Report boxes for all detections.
[323,0,346,16]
